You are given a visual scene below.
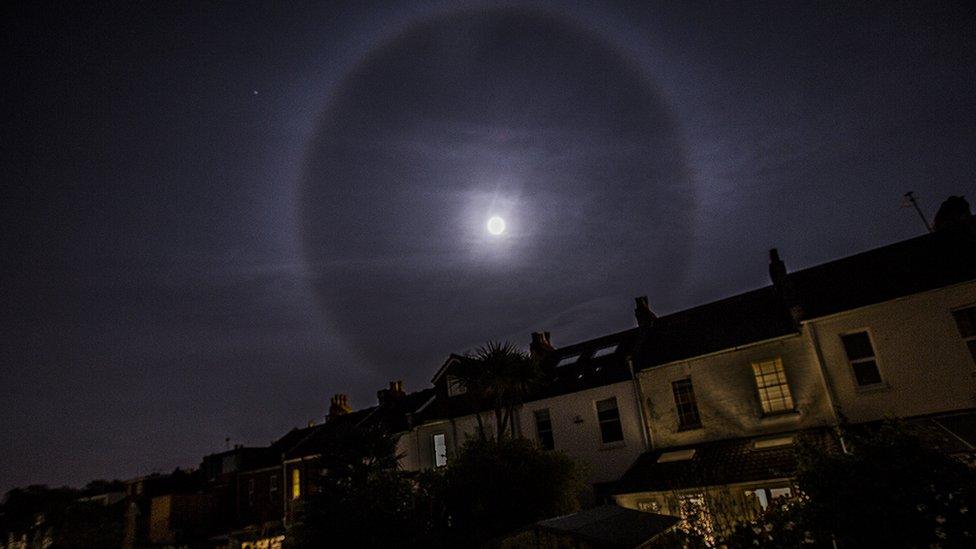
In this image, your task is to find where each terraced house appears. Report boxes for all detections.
[122,198,976,546]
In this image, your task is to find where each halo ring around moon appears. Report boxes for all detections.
[299,7,697,370]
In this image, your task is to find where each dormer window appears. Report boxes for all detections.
[446,375,467,397]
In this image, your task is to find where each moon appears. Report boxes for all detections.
[487,216,506,235]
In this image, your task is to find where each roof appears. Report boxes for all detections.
[789,221,976,319]
[284,407,377,460]
[534,505,681,549]
[635,220,976,369]
[636,287,797,368]
[417,329,641,424]
[614,429,839,494]
[282,388,437,460]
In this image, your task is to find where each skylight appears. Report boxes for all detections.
[556,354,580,367]
[752,435,795,450]
[592,344,619,358]
[657,449,696,463]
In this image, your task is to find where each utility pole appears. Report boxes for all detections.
[902,191,932,233]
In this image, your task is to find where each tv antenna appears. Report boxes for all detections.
[902,191,932,233]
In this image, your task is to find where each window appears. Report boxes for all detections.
[534,409,554,450]
[751,358,794,414]
[446,375,467,397]
[290,469,300,500]
[269,474,278,496]
[952,306,976,363]
[247,478,255,504]
[746,487,792,511]
[596,397,624,443]
[556,354,580,367]
[657,449,695,463]
[592,344,618,358]
[840,331,883,387]
[433,433,447,467]
[672,378,702,429]
[752,435,795,450]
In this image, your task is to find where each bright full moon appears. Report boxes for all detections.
[486,216,506,235]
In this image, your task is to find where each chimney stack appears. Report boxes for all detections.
[634,296,656,328]
[768,248,787,286]
[530,331,555,360]
[933,196,973,231]
[378,380,406,406]
[328,394,352,419]
[768,248,804,325]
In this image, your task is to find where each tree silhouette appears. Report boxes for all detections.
[453,341,541,440]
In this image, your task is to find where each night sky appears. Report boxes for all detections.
[3,1,974,493]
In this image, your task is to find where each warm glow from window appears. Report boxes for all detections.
[291,469,300,500]
[752,358,794,414]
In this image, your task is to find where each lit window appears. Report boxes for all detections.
[556,354,580,367]
[672,379,702,430]
[534,409,554,450]
[747,487,793,511]
[592,344,618,358]
[446,375,467,397]
[433,433,447,467]
[840,331,883,387]
[596,397,624,443]
[752,358,794,414]
[952,306,976,363]
[291,469,301,500]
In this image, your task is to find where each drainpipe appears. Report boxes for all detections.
[806,322,848,453]
[628,358,651,452]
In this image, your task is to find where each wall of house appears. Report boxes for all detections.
[400,381,645,485]
[400,413,487,471]
[809,281,976,423]
[237,468,282,527]
[516,380,646,484]
[638,334,835,449]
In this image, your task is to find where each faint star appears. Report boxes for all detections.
[252,90,259,95]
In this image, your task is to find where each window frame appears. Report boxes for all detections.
[671,378,703,430]
[839,329,886,390]
[750,357,796,416]
[951,305,976,364]
[269,474,278,496]
[533,408,555,450]
[432,432,448,468]
[595,397,625,444]
[290,468,301,500]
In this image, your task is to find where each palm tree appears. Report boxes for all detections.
[454,341,541,440]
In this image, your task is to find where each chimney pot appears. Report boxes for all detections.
[634,296,656,327]
[530,331,555,360]
[328,393,352,418]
